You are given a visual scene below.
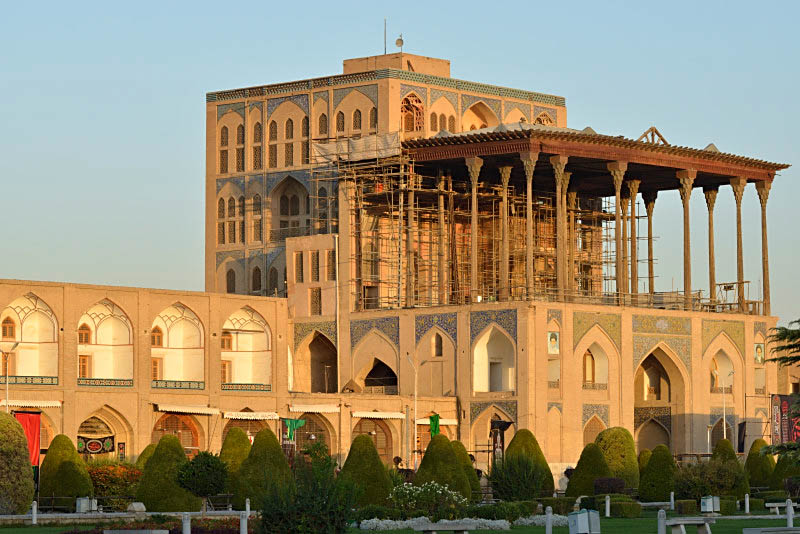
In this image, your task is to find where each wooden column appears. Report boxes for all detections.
[677,170,696,309]
[406,173,416,307]
[628,179,641,297]
[550,155,569,299]
[354,182,363,310]
[703,187,718,304]
[438,171,447,305]
[643,191,657,295]
[567,190,578,292]
[607,162,627,302]
[620,193,630,299]
[499,166,512,301]
[756,180,772,315]
[521,152,538,299]
[730,177,747,312]
[466,157,483,302]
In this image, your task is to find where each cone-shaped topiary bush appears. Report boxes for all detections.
[505,429,554,495]
[0,412,35,514]
[413,434,471,500]
[712,439,738,463]
[219,427,251,494]
[745,439,775,488]
[39,434,93,504]
[135,444,156,470]
[638,449,652,474]
[135,435,201,512]
[450,440,480,501]
[771,454,800,490]
[566,443,611,497]
[233,427,290,510]
[595,427,639,489]
[339,434,391,506]
[639,444,676,502]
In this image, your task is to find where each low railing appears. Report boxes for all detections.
[222,383,271,391]
[710,386,733,394]
[755,387,767,395]
[78,378,133,387]
[362,385,398,395]
[548,380,560,389]
[0,375,58,385]
[582,382,608,390]
[269,225,312,241]
[152,380,205,390]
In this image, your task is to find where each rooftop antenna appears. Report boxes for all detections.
[384,18,387,54]
[396,34,404,53]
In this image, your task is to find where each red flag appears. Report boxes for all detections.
[14,412,41,466]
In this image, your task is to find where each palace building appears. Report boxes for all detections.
[0,52,791,479]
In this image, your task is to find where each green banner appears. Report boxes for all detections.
[429,414,440,437]
[283,418,306,441]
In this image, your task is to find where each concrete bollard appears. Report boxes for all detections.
[553,492,557,498]
[605,495,611,518]
[745,494,750,514]
[239,511,247,534]
[31,501,37,525]
[245,498,250,516]
[658,509,666,534]
[670,491,675,511]
[787,499,794,528]
[546,506,553,534]
[182,512,191,534]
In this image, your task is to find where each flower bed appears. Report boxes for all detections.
[359,517,511,531]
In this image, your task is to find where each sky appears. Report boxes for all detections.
[0,1,797,323]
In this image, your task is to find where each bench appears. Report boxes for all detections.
[766,503,800,516]
[742,528,800,534]
[665,517,715,534]
[412,524,474,534]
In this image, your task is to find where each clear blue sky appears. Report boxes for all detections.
[1,1,797,323]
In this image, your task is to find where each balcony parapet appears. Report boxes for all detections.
[222,383,272,392]
[152,380,205,390]
[78,378,133,387]
[0,376,58,385]
[583,382,608,390]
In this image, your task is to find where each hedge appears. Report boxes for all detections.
[610,501,642,518]
[0,412,35,514]
[712,439,738,464]
[593,478,624,496]
[639,444,676,502]
[595,427,639,489]
[719,498,737,515]
[233,428,290,510]
[135,435,201,512]
[219,427,251,473]
[505,429,554,495]
[450,440,481,500]
[39,434,93,504]
[339,434,392,507]
[414,434,471,500]
[749,498,765,511]
[566,443,611,497]
[745,439,775,488]
[676,500,697,514]
[135,444,156,470]
[770,455,800,490]
[638,449,651,474]
[539,496,576,515]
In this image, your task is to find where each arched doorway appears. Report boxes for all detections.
[352,418,393,464]
[310,334,337,393]
[472,326,515,393]
[637,419,670,451]
[583,415,606,446]
[469,405,515,472]
[633,347,687,453]
[294,413,333,452]
[152,413,200,457]
[711,418,733,450]
[223,418,266,444]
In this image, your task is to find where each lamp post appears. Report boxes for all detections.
[713,368,735,440]
[0,341,20,413]
[404,351,418,470]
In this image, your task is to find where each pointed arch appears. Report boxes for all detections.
[352,418,394,464]
[583,415,606,446]
[546,405,562,462]
[293,331,337,393]
[710,417,734,449]
[293,412,335,454]
[574,324,619,391]
[472,324,516,393]
[150,302,205,384]
[352,330,399,391]
[400,93,424,132]
[1,293,58,377]
[469,403,516,471]
[77,404,135,455]
[636,418,671,452]
[416,325,456,397]
[251,266,262,292]
[461,101,499,131]
[151,412,203,457]
[221,305,272,388]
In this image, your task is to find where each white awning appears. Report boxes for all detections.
[223,411,279,420]
[290,404,340,414]
[416,418,459,426]
[156,403,220,416]
[0,400,61,408]
[352,411,406,420]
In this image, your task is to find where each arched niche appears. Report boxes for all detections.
[0,293,59,377]
[461,102,499,131]
[221,306,272,387]
[76,404,133,459]
[352,331,398,394]
[470,405,516,472]
[711,417,733,450]
[76,299,134,381]
[294,331,337,393]
[574,324,617,395]
[416,326,456,397]
[151,413,203,457]
[546,406,562,463]
[150,303,205,383]
[352,418,394,464]
[270,176,309,240]
[472,325,515,393]
[583,415,606,446]
[292,412,335,454]
[636,418,671,452]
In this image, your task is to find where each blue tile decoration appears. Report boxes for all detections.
[547,402,562,412]
[470,400,517,423]
[533,106,558,124]
[333,84,379,109]
[0,376,58,385]
[399,83,427,103]
[634,406,671,432]
[216,176,246,194]
[350,316,400,348]
[582,404,609,426]
[216,250,244,268]
[503,101,530,121]
[470,309,517,344]
[217,102,245,120]
[572,311,621,350]
[430,88,458,112]
[547,309,562,326]
[294,320,337,348]
[633,334,692,374]
[152,380,205,390]
[633,315,692,336]
[461,94,501,121]
[248,101,263,112]
[266,170,311,196]
[267,93,309,116]
[245,174,264,196]
[755,407,768,419]
[754,321,768,339]
[265,247,284,269]
[415,312,457,344]
[313,91,329,104]
[709,409,736,438]
[77,378,133,387]
[222,383,271,391]
[702,319,745,358]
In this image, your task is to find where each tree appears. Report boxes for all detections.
[712,439,738,463]
[505,429,554,495]
[489,453,547,501]
[771,454,800,490]
[639,444,676,502]
[219,427,251,494]
[39,434,93,505]
[0,413,35,514]
[233,427,290,510]
[566,443,611,497]
[638,449,652,474]
[745,439,775,487]
[450,440,481,501]
[177,451,228,515]
[338,434,391,506]
[135,444,156,470]
[413,434,471,500]
[595,427,639,488]
[135,435,201,512]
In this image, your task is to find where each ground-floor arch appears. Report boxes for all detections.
[470,404,516,472]
[294,331,337,393]
[637,418,671,452]
[292,412,335,454]
[152,413,201,457]
[353,418,393,464]
[711,417,733,450]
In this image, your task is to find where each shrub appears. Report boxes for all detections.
[0,412,35,514]
[450,440,481,500]
[595,427,639,489]
[786,476,800,498]
[676,499,697,514]
[639,444,676,502]
[610,501,642,518]
[771,455,800,490]
[87,464,142,510]
[539,497,576,515]
[219,427,251,473]
[489,454,547,501]
[390,481,467,521]
[593,477,624,495]
[505,429,555,495]
[135,435,201,512]
[675,459,749,501]
[234,427,290,510]
[566,443,611,497]
[712,439,738,463]
[467,501,523,521]
[638,449,652,474]
[339,435,392,507]
[719,498,737,515]
[749,498,765,511]
[745,439,775,488]
[135,444,156,470]
[413,435,471,500]
[756,490,787,502]
[39,434,93,505]
[177,451,228,514]
[354,504,401,522]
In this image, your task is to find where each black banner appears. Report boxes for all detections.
[77,435,115,454]
[771,394,800,444]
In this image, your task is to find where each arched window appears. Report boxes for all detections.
[1,317,15,339]
[253,195,262,216]
[336,111,345,133]
[430,112,438,132]
[78,323,92,344]
[280,194,289,216]
[253,122,262,143]
[301,116,309,137]
[152,414,198,455]
[269,144,277,168]
[228,197,236,218]
[226,269,236,293]
[448,115,455,132]
[439,114,447,132]
[401,94,424,132]
[221,331,232,350]
[353,418,392,464]
[353,109,362,130]
[269,121,278,141]
[369,107,378,129]
[285,119,294,140]
[268,268,279,295]
[534,112,554,126]
[290,195,300,216]
[433,333,443,357]
[220,126,229,146]
[236,124,245,145]
[218,198,225,219]
[583,351,595,384]
[238,196,245,217]
[252,267,262,292]
[584,416,605,446]
[285,143,294,166]
[319,114,328,136]
[150,326,163,347]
